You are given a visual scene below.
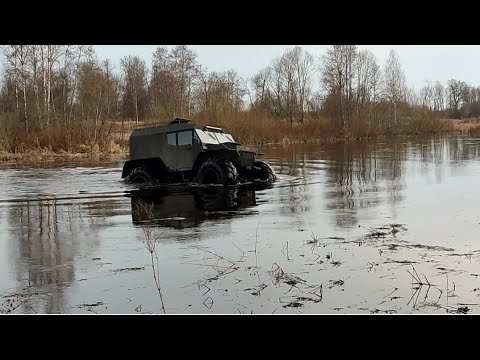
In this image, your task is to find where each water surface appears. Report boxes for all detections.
[1,135,480,314]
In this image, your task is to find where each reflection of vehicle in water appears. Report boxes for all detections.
[128,186,257,229]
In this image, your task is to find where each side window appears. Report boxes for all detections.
[177,130,193,146]
[167,132,176,146]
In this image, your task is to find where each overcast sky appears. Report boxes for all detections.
[2,45,479,90]
[92,45,480,90]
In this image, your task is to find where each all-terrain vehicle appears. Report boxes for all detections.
[121,118,276,186]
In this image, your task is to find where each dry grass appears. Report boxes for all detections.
[0,112,477,164]
[0,128,127,163]
[192,112,458,146]
[451,118,480,135]
[196,112,339,145]
[5,129,127,154]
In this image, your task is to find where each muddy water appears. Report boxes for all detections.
[1,136,480,314]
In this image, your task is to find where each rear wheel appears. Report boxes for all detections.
[194,158,238,185]
[255,161,276,182]
[125,166,157,185]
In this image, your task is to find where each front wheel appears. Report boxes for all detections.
[125,166,158,185]
[194,158,238,186]
[255,161,277,182]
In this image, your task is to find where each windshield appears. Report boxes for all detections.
[195,129,235,144]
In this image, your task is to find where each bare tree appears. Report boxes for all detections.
[420,81,434,112]
[4,46,30,131]
[384,49,406,126]
[292,46,316,122]
[194,67,245,114]
[149,46,173,117]
[447,79,464,119]
[121,55,148,125]
[77,59,120,142]
[250,68,270,112]
[170,45,198,116]
[433,81,445,114]
[321,45,357,128]
[148,46,199,118]
[251,46,315,124]
[355,49,381,120]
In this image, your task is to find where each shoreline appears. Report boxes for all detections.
[1,119,479,166]
[0,150,128,168]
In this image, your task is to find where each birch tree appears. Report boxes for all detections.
[384,49,406,125]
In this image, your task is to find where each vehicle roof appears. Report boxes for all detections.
[130,118,226,137]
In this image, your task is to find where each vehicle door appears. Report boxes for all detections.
[164,131,179,170]
[176,130,194,171]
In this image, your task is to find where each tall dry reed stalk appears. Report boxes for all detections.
[132,199,166,314]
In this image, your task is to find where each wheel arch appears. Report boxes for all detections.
[192,150,239,175]
[122,157,168,178]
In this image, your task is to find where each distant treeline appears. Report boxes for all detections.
[0,45,476,152]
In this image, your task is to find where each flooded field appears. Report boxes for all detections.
[2,135,480,314]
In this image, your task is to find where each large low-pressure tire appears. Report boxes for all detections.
[194,158,238,186]
[125,166,157,185]
[255,160,277,182]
